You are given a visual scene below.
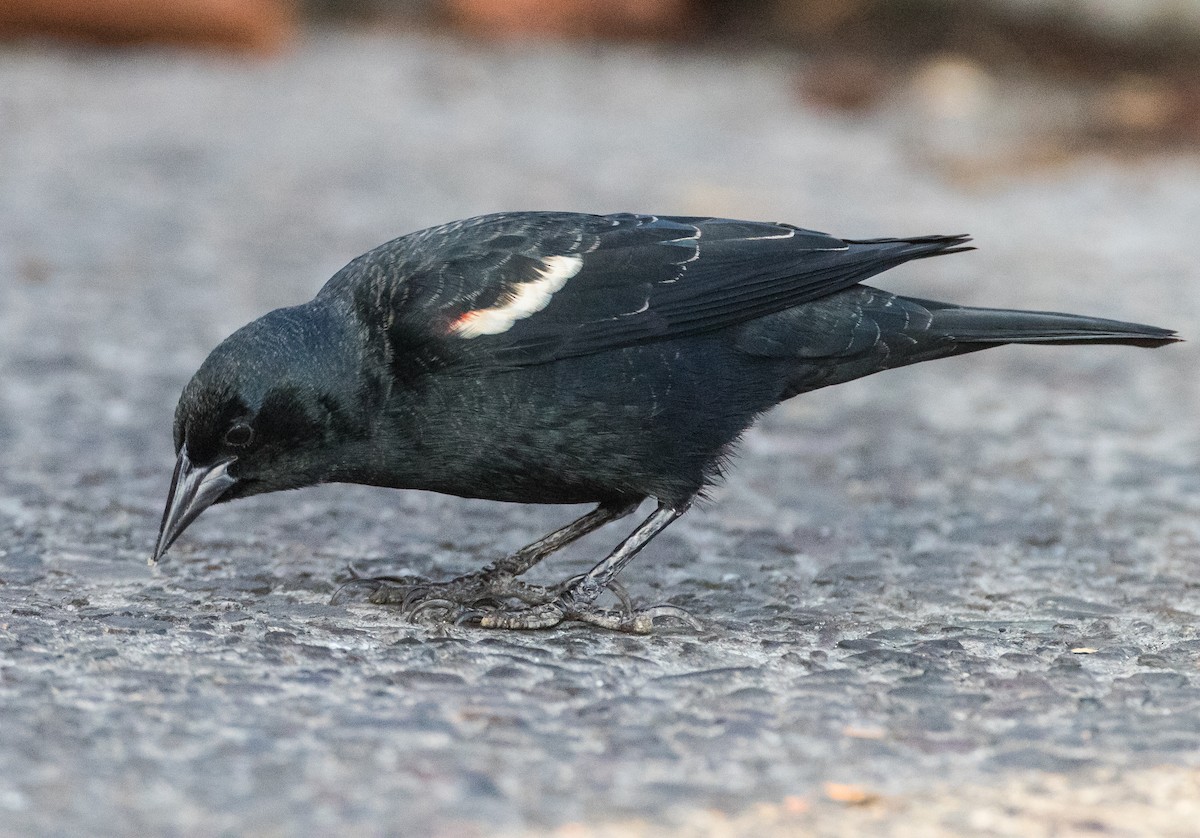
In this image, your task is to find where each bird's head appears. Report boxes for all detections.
[152,303,371,564]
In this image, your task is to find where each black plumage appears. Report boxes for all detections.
[154,212,1178,631]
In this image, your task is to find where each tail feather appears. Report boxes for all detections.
[757,286,1177,400]
[847,234,975,262]
[915,298,1180,348]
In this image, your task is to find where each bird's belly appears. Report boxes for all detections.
[405,387,682,503]
[381,342,782,504]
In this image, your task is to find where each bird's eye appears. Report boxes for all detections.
[224,423,254,448]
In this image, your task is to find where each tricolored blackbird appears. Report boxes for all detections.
[153,212,1177,632]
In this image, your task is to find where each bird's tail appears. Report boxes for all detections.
[763,286,1177,400]
[914,297,1180,348]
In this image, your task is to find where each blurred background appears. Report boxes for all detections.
[6,0,1200,161]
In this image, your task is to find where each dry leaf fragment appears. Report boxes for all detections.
[823,782,880,805]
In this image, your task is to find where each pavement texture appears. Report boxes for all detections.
[2,31,1200,836]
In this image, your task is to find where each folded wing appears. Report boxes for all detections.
[323,211,972,368]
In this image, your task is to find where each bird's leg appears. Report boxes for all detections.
[333,498,641,608]
[470,499,700,633]
[479,497,643,580]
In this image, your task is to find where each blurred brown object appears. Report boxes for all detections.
[0,0,296,52]
[768,0,867,39]
[798,53,890,111]
[445,0,693,39]
[1089,75,1189,142]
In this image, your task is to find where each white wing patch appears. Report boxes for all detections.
[449,254,583,338]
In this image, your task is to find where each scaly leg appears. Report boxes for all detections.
[332,498,642,609]
[469,499,700,633]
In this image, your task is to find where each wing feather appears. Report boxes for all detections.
[319,212,970,369]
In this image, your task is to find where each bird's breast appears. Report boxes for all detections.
[368,340,782,504]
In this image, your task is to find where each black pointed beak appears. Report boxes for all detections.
[151,447,237,565]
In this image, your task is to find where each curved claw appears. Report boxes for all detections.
[454,606,492,627]
[329,577,386,605]
[606,579,633,615]
[400,585,437,610]
[406,597,464,623]
[637,604,702,630]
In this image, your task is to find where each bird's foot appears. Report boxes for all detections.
[462,599,700,634]
[332,565,697,633]
[454,576,700,634]
[330,566,559,610]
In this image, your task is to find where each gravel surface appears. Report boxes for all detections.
[1,31,1199,835]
